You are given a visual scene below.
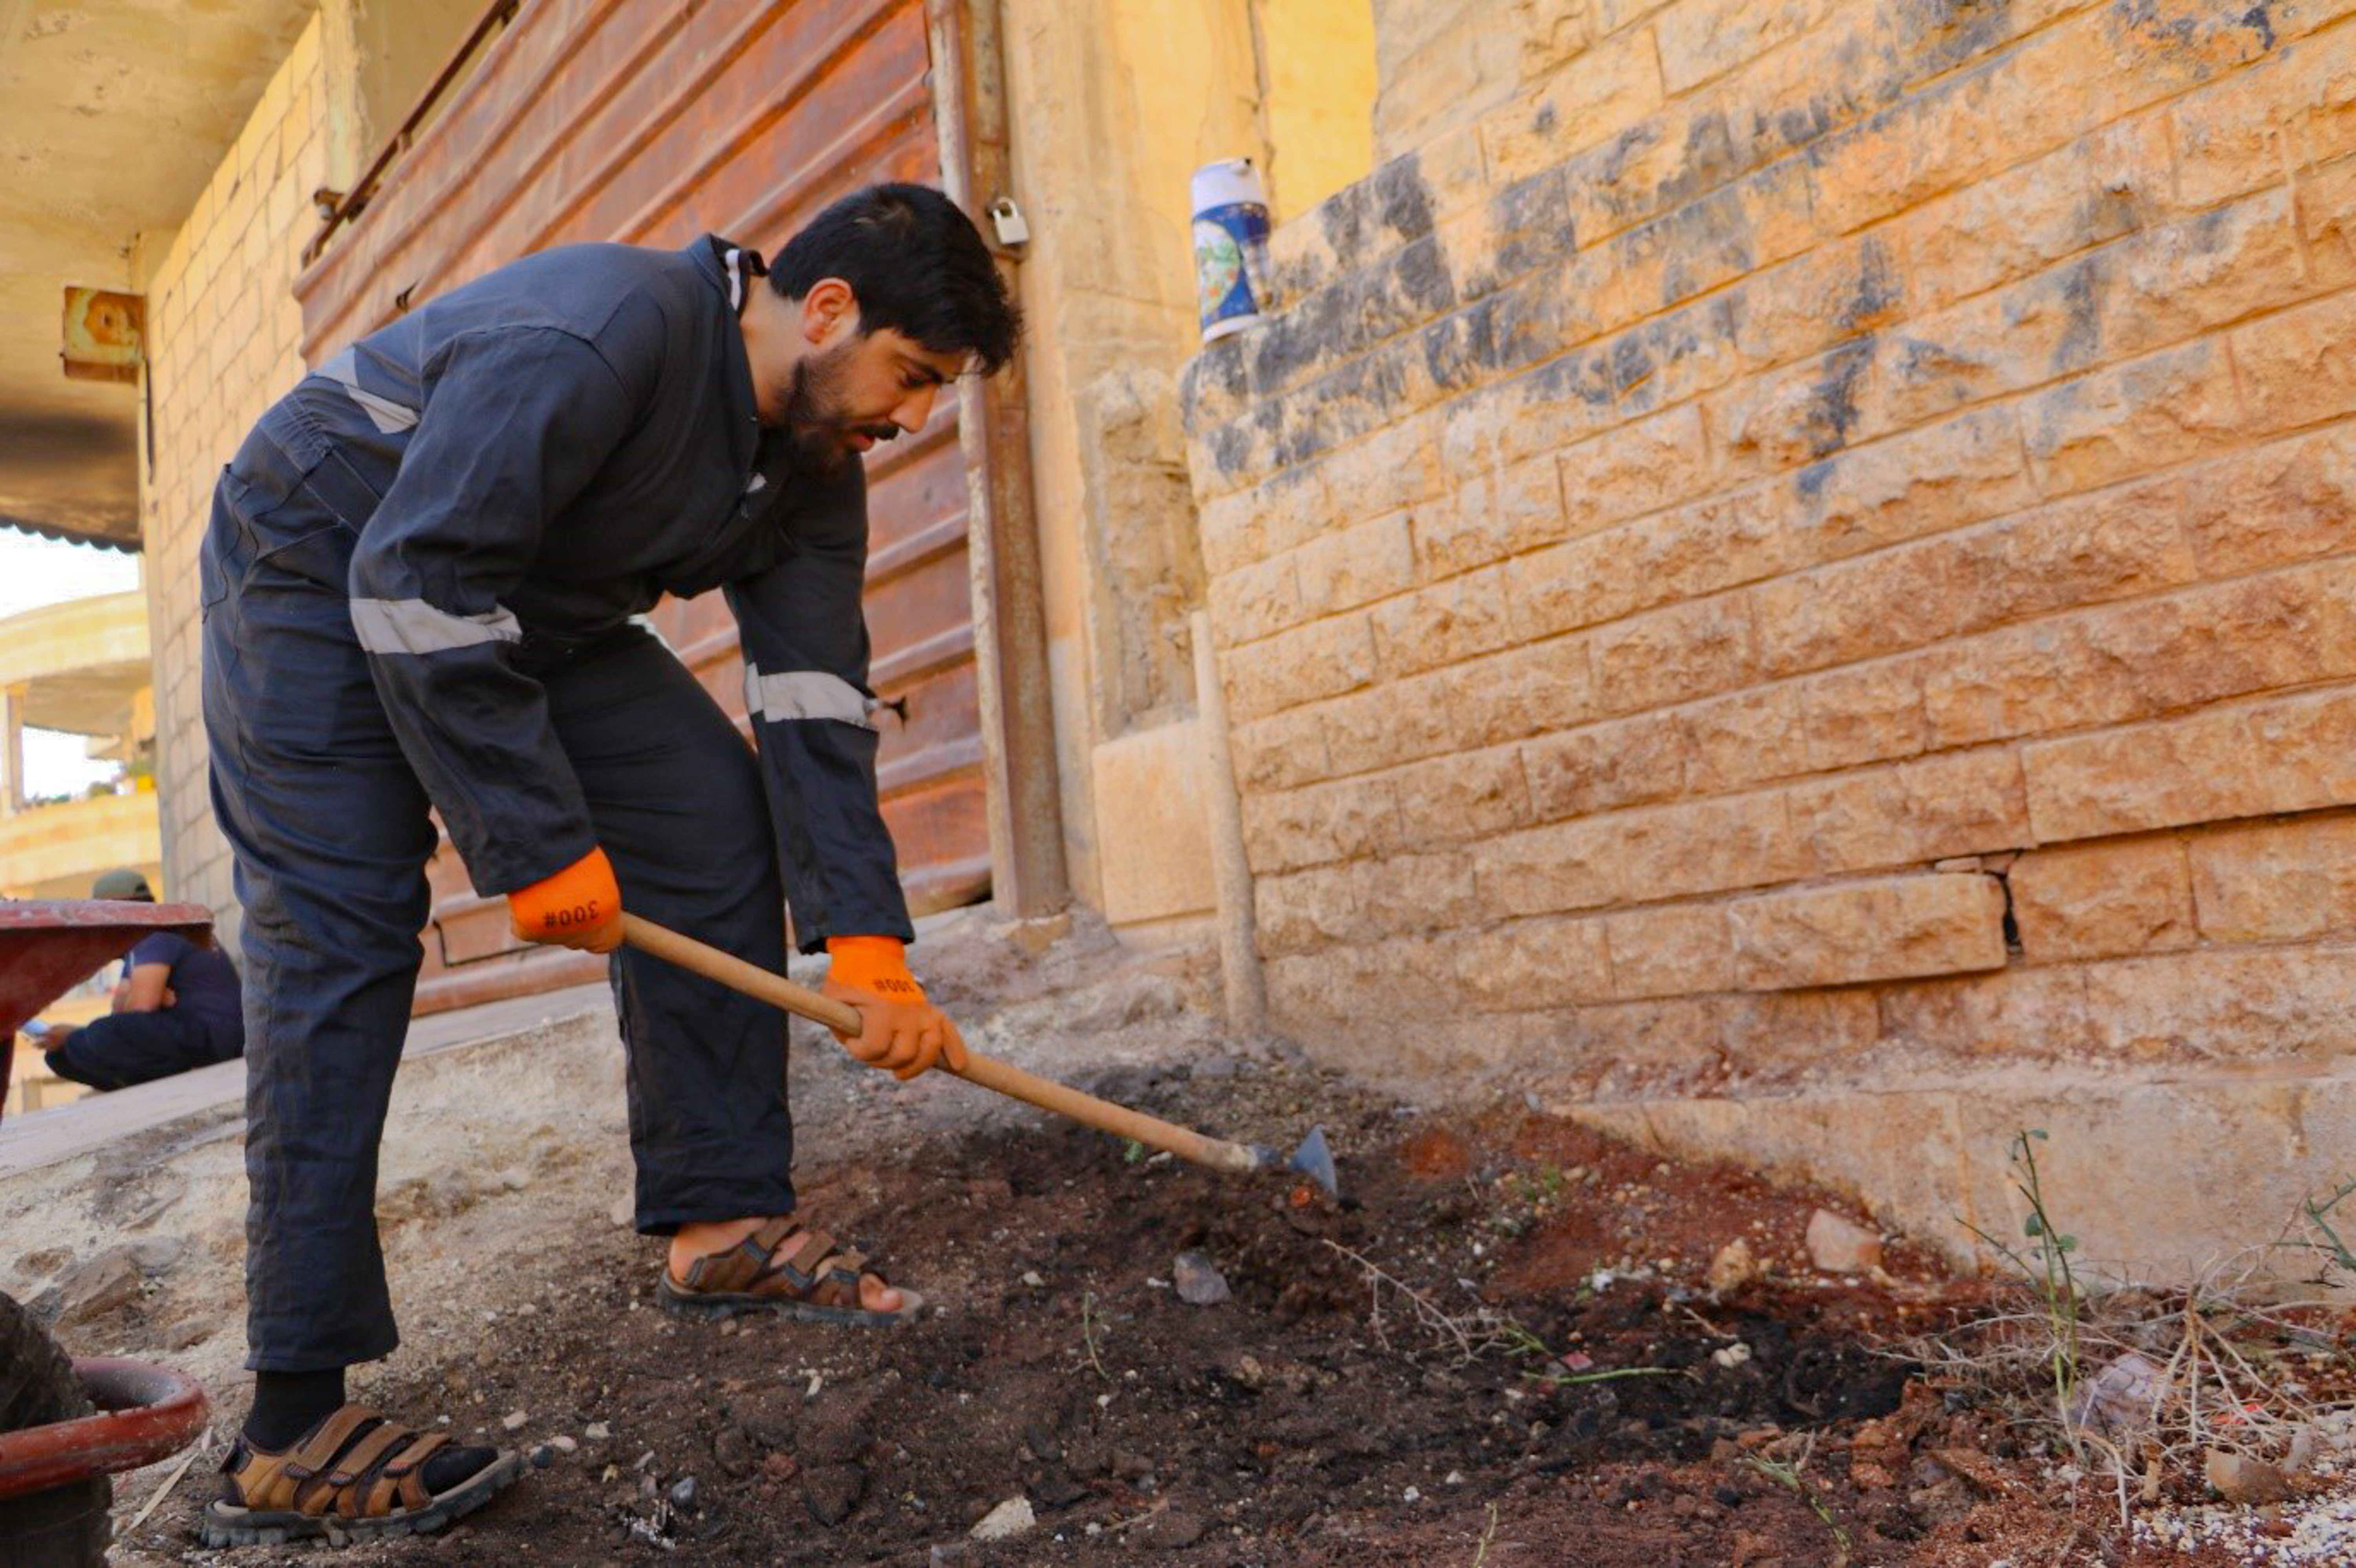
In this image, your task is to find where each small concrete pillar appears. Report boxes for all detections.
[0,683,23,815]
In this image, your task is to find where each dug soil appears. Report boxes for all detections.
[130,1062,2243,1564]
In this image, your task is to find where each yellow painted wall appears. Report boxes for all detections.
[1258,0,1379,218]
[1002,0,1373,932]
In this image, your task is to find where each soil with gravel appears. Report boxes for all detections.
[97,1063,2256,1566]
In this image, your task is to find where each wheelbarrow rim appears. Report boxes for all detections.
[0,1357,210,1500]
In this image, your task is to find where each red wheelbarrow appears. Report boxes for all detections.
[0,900,220,1563]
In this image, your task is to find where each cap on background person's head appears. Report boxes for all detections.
[92,868,154,902]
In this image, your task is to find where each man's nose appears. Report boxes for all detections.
[893,385,938,432]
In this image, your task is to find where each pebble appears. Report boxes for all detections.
[969,1496,1036,1541]
[53,1248,142,1327]
[1030,1466,1088,1509]
[1021,1270,1044,1287]
[1805,1208,1884,1274]
[501,1409,529,1431]
[1705,1237,1762,1293]
[2206,1449,2294,1506]
[1171,1252,1232,1306]
[1712,1342,1753,1369]
[667,1475,699,1510]
[529,1444,554,1469]
[1134,1507,1207,1550]
[584,1421,610,1440]
[128,1235,186,1275]
[609,1197,633,1228]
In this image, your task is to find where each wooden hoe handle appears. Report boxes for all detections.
[620,914,1260,1177]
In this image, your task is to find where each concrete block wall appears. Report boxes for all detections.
[135,14,352,948]
[1183,0,2356,1112]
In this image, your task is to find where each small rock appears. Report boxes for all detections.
[799,1397,873,1466]
[501,1409,529,1432]
[761,1451,800,1482]
[609,1197,633,1229]
[713,1425,754,1478]
[802,1463,865,1525]
[584,1421,611,1441]
[968,1495,1036,1542]
[551,1435,578,1454]
[496,1166,531,1192]
[929,1545,971,1566]
[128,1236,186,1276]
[1172,1252,1231,1306]
[2068,1351,2165,1436]
[14,1245,71,1281]
[1712,1342,1753,1369]
[1112,1449,1154,1480]
[2205,1448,2293,1505]
[1805,1209,1884,1275]
[667,1475,699,1510]
[1929,1447,2009,1494]
[1021,1270,1044,1287]
[1029,1465,1088,1508]
[734,1393,796,1451]
[1134,1507,1207,1550]
[1706,1238,1762,1293]
[53,1248,142,1327]
[529,1444,555,1469]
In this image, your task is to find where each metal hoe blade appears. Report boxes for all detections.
[1251,1124,1338,1197]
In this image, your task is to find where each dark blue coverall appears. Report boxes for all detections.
[201,236,914,1372]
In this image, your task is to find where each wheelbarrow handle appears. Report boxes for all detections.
[619,914,1261,1177]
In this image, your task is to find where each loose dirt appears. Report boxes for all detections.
[2,911,2308,1563]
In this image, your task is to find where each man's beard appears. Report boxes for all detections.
[779,342,898,473]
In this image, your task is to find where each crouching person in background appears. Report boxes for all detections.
[32,868,245,1091]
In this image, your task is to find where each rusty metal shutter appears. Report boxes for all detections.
[293,0,989,1014]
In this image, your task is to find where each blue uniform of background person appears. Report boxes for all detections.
[203,234,915,1374]
[37,870,246,1090]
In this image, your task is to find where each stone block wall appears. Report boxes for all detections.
[136,14,353,945]
[1184,0,2356,1098]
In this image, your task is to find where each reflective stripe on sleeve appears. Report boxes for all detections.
[350,597,523,655]
[742,662,878,729]
[317,347,420,434]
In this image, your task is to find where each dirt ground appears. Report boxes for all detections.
[1,911,2331,1564]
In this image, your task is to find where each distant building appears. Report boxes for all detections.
[0,588,160,1113]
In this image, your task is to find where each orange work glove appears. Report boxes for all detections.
[507,846,624,954]
[820,936,968,1081]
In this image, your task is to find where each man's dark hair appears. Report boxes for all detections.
[769,183,1021,375]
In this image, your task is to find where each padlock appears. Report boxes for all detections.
[989,196,1030,248]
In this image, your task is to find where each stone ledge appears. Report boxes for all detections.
[1562,1062,2356,1286]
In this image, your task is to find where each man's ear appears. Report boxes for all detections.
[799,278,858,346]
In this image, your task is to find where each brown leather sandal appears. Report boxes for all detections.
[658,1215,927,1327]
[198,1404,521,1547]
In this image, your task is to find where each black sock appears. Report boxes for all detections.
[245,1367,346,1451]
